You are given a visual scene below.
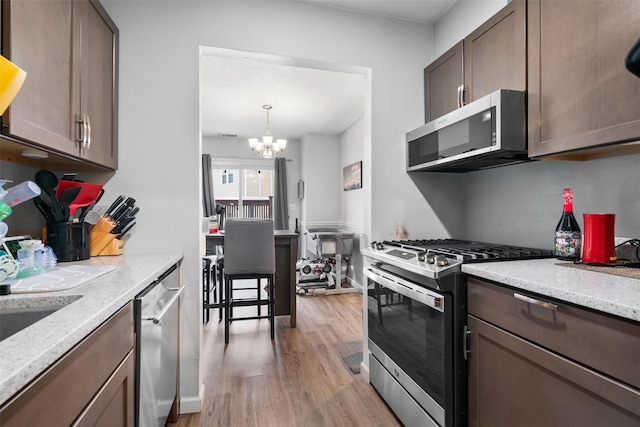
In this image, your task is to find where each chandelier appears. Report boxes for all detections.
[248,105,287,159]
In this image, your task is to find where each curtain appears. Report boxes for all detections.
[202,154,215,217]
[273,157,288,230]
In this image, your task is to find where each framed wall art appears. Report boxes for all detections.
[343,161,362,191]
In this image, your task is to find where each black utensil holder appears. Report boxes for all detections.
[46,222,90,262]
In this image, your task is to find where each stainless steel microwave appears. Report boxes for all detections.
[407,89,528,173]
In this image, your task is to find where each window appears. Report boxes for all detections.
[212,166,274,219]
[221,170,234,185]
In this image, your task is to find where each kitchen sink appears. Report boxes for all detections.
[0,295,81,342]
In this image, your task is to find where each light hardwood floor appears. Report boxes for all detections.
[171,291,401,427]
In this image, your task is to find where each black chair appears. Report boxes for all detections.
[223,218,275,344]
[202,257,213,323]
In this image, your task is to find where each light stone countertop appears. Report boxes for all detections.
[462,258,640,322]
[0,251,183,405]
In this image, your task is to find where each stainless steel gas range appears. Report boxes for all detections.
[362,239,554,427]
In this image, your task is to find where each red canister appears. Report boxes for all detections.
[582,213,616,264]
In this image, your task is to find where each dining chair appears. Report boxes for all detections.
[222,218,275,344]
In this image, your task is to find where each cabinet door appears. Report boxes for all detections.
[463,0,526,103]
[0,303,133,427]
[78,0,118,169]
[1,0,80,155]
[73,350,135,427]
[528,0,640,158]
[424,41,463,122]
[468,315,640,427]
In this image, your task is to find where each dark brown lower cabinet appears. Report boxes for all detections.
[468,278,640,427]
[73,350,134,427]
[0,303,134,426]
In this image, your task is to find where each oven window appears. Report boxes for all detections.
[367,279,445,407]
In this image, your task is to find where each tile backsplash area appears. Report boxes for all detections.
[462,152,640,250]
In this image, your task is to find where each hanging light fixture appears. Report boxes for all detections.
[248,105,287,159]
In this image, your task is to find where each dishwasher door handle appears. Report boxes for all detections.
[143,286,184,324]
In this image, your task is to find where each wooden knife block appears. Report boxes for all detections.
[90,217,124,256]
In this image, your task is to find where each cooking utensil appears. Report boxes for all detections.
[77,189,104,223]
[83,209,102,225]
[103,195,125,218]
[111,215,135,234]
[116,221,136,239]
[60,173,78,181]
[35,170,63,221]
[112,206,132,224]
[56,180,103,216]
[58,186,81,222]
[32,196,55,222]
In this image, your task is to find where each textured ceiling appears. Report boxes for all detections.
[200,55,366,141]
[200,0,457,141]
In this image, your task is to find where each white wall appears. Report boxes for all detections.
[301,133,340,227]
[339,118,365,287]
[340,118,365,233]
[100,0,435,411]
[433,0,508,57]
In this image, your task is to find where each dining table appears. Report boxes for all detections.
[205,229,299,327]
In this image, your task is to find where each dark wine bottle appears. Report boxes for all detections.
[555,188,582,260]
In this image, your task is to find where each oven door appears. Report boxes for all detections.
[365,264,454,427]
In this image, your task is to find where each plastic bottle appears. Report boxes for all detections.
[3,180,41,207]
[554,188,582,260]
[0,180,12,221]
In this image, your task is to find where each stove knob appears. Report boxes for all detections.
[426,253,436,264]
[417,251,426,262]
[435,255,449,266]
[375,242,385,250]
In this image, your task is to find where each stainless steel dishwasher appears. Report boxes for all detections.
[134,263,183,427]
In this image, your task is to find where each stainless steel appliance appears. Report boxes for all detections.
[407,90,527,172]
[363,239,553,427]
[134,263,183,427]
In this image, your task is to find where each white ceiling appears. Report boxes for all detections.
[200,0,457,142]
[302,0,457,24]
[200,55,366,141]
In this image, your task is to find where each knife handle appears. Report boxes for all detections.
[104,195,125,216]
[109,203,128,221]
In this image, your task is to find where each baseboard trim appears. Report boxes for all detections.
[180,383,205,414]
[361,361,370,382]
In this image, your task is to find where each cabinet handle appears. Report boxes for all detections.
[513,293,558,311]
[456,85,462,108]
[463,324,471,360]
[460,85,466,107]
[76,114,87,146]
[85,114,92,149]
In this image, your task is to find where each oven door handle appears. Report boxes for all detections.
[365,266,444,312]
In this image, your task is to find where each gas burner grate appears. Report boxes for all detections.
[383,239,554,263]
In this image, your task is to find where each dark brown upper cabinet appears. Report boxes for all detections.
[1,0,118,170]
[424,0,526,123]
[424,41,464,123]
[527,0,640,160]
